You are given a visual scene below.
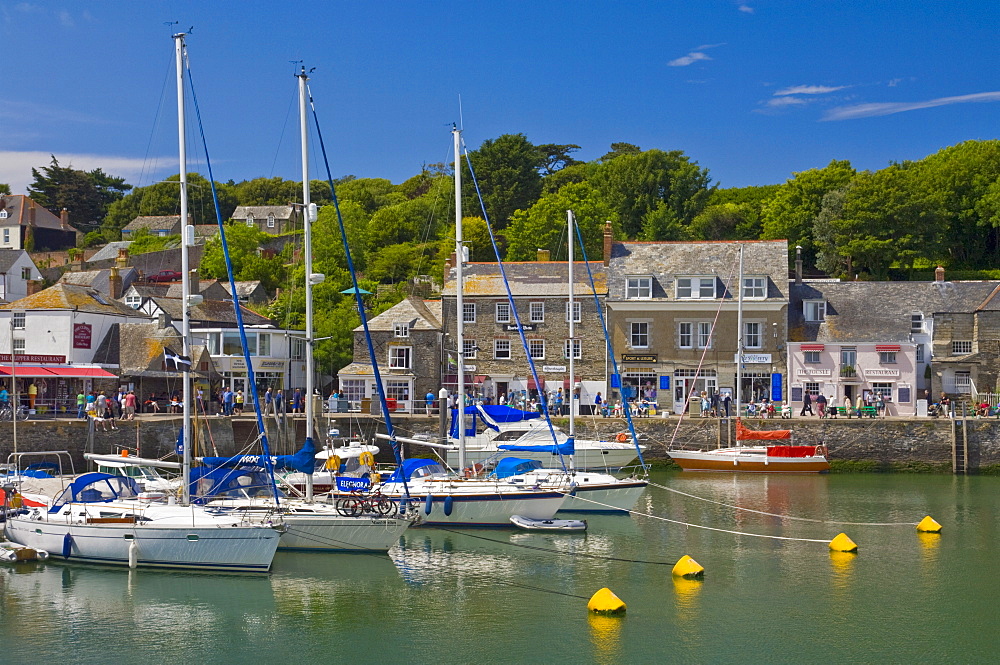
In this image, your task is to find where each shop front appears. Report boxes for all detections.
[0,356,118,415]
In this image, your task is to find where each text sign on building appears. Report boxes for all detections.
[622,354,657,363]
[863,368,899,377]
[542,365,566,372]
[504,324,536,332]
[73,323,92,349]
[0,353,67,364]
[735,353,772,364]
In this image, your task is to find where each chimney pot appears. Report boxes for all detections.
[536,249,550,262]
[935,266,945,283]
[603,221,613,267]
[794,246,803,284]
[109,266,123,300]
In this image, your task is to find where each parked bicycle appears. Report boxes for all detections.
[335,488,396,517]
[0,404,29,421]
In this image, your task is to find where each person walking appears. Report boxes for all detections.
[292,388,303,414]
[76,390,87,419]
[425,390,435,416]
[274,389,285,419]
[263,388,273,416]
[222,388,233,416]
[234,390,244,415]
[875,392,885,418]
[800,391,813,416]
[815,393,827,418]
[855,394,864,418]
[123,391,137,421]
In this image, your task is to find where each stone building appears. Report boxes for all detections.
[231,206,298,235]
[605,233,789,414]
[441,258,608,405]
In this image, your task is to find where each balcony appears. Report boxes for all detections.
[839,365,857,378]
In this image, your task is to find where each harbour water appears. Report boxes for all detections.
[2,472,998,663]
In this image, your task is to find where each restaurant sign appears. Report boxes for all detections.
[73,323,92,349]
[504,324,536,332]
[0,354,67,364]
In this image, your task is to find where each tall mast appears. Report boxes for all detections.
[299,66,318,501]
[174,32,192,504]
[567,210,575,470]
[453,126,466,471]
[735,243,744,424]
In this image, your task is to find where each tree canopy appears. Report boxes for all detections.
[27,156,131,230]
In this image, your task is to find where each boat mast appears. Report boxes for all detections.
[735,242,744,428]
[174,31,192,504]
[567,209,575,471]
[453,126,466,471]
[299,66,318,502]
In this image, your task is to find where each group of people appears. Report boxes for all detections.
[77,389,141,431]
[800,391,887,418]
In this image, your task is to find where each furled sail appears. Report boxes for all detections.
[736,420,792,441]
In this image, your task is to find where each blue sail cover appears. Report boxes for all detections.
[48,473,141,513]
[498,437,575,456]
[491,458,544,479]
[200,437,316,474]
[189,467,282,504]
[384,458,438,483]
[449,404,540,438]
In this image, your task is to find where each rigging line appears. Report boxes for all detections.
[646,481,919,526]
[436,526,674,565]
[665,250,740,452]
[268,87,299,179]
[137,52,176,191]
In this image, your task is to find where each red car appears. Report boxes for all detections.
[146,270,182,283]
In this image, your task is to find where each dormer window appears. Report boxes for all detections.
[246,213,255,227]
[804,300,826,322]
[0,209,8,219]
[626,276,652,299]
[393,322,410,338]
[911,312,924,333]
[742,276,766,299]
[676,276,715,299]
[267,214,275,228]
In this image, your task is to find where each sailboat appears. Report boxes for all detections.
[190,66,411,551]
[1,33,282,571]
[667,243,830,473]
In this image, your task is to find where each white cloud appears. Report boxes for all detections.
[766,96,810,107]
[0,151,169,195]
[822,90,1000,121]
[774,84,848,96]
[738,4,754,13]
[669,52,711,67]
[888,78,903,87]
[695,42,726,51]
[58,10,73,27]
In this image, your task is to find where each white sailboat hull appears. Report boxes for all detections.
[447,444,643,471]
[377,481,567,527]
[501,472,647,513]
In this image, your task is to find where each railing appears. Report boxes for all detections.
[839,366,857,378]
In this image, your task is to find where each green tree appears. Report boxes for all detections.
[26,156,132,230]
[200,223,287,291]
[537,143,582,175]
[600,142,642,162]
[461,133,544,229]
[505,182,616,261]
[690,203,751,240]
[706,184,781,238]
[102,173,237,240]
[335,178,404,214]
[127,228,178,255]
[0,184,11,195]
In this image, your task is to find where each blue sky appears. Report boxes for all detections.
[2,1,998,196]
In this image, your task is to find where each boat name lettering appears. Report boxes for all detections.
[335,477,371,492]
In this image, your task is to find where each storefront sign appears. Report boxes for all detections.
[622,354,657,362]
[256,360,285,369]
[542,365,566,372]
[465,365,477,372]
[231,358,247,369]
[796,368,831,376]
[73,323,92,349]
[0,354,66,364]
[863,368,899,377]
[736,353,772,364]
[504,324,536,332]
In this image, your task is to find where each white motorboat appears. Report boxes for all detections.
[280,435,381,494]
[487,457,647,513]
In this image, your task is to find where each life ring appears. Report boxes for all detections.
[616,433,629,443]
[358,451,376,467]
[324,454,342,472]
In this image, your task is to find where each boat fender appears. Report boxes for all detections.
[62,533,73,559]
[424,493,434,515]
[128,539,139,569]
[616,433,629,443]
[443,495,454,517]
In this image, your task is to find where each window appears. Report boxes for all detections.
[12,338,24,354]
[804,351,820,364]
[462,303,476,323]
[0,209,7,218]
[528,339,545,359]
[222,331,255,356]
[805,382,820,396]
[630,322,649,348]
[911,312,924,333]
[565,301,581,322]
[341,379,366,403]
[388,346,412,369]
[267,214,275,228]
[495,302,511,323]
[626,276,652,299]
[12,312,25,330]
[246,213,255,227]
[697,322,712,349]
[386,380,410,401]
[678,322,692,349]
[743,276,766,299]
[530,302,545,323]
[871,382,893,400]
[463,339,477,359]
[258,333,270,357]
[2,229,8,243]
[21,267,31,280]
[564,339,582,359]
[125,294,142,309]
[393,322,410,338]
[676,277,715,299]
[916,345,925,363]
[206,332,221,355]
[494,339,511,359]
[804,301,826,322]
[291,337,306,361]
[952,340,972,355]
[879,351,897,364]
[744,322,761,349]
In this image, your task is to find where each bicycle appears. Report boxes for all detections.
[0,404,29,421]
[335,488,396,517]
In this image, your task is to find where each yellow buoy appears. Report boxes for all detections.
[588,588,626,614]
[916,516,942,533]
[672,555,705,578]
[829,533,858,552]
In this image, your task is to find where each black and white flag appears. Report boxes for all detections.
[163,346,192,371]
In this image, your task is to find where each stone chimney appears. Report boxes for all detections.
[26,279,42,296]
[157,312,171,329]
[60,208,71,230]
[603,221,613,266]
[935,265,945,283]
[536,249,550,262]
[795,246,803,284]
[27,199,36,226]
[444,251,456,283]
[109,266,123,300]
[116,247,129,269]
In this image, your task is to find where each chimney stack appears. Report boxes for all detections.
[109,266,123,300]
[60,208,71,230]
[935,265,945,283]
[603,221,613,267]
[116,247,129,269]
[28,199,36,226]
[536,249,550,262]
[26,279,41,296]
[795,246,803,284]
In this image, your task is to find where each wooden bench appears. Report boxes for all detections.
[860,406,877,418]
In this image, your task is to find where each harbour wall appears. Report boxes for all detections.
[4,415,1000,473]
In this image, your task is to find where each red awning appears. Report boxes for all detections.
[473,375,488,384]
[0,366,117,378]
[875,345,901,352]
[527,378,546,390]
[801,344,825,351]
[563,376,581,390]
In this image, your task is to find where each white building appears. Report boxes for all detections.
[190,326,306,399]
[0,249,43,303]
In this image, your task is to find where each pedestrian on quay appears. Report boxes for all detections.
[223,388,234,416]
[263,388,274,416]
[234,390,244,415]
[800,392,813,416]
[815,393,827,418]
[124,391,137,421]
[875,392,885,418]
[274,389,285,419]
[425,390,435,416]
[76,390,87,419]
[292,388,303,414]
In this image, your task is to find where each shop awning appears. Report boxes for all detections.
[801,344,825,351]
[527,378,545,390]
[473,375,488,384]
[875,345,901,352]
[0,365,118,378]
[563,376,581,390]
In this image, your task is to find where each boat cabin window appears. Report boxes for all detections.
[411,464,446,479]
[494,430,529,441]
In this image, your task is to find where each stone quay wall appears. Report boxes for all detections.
[5,414,1000,473]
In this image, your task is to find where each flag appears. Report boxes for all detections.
[164,346,192,371]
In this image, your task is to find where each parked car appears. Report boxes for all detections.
[146,270,182,283]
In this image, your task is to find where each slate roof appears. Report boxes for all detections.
[606,239,789,300]
[220,280,265,299]
[231,206,295,220]
[0,195,72,231]
[122,215,188,233]
[355,297,443,333]
[788,280,1000,343]
[87,241,132,263]
[116,322,216,378]
[145,296,273,327]
[59,267,140,294]
[443,262,607,297]
[0,249,32,273]
[0,283,147,317]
